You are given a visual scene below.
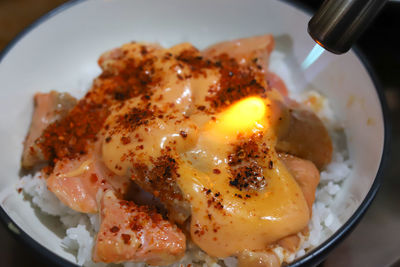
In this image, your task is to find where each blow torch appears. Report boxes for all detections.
[308,0,388,54]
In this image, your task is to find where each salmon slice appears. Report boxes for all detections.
[202,35,292,97]
[203,35,331,168]
[276,107,333,169]
[277,234,302,253]
[237,233,301,267]
[266,71,289,96]
[236,154,319,266]
[98,42,162,76]
[47,155,100,213]
[202,35,274,68]
[237,250,280,267]
[279,153,320,212]
[93,190,186,265]
[22,91,77,169]
[98,43,221,224]
[47,141,129,213]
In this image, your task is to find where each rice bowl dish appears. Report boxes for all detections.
[15,35,350,266]
[18,85,352,267]
[0,1,387,267]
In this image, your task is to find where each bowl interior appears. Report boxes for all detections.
[0,0,385,265]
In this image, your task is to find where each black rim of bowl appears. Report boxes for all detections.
[0,0,391,266]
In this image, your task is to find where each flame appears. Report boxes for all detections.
[301,43,325,70]
[207,97,268,139]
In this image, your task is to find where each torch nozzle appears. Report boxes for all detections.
[308,0,387,54]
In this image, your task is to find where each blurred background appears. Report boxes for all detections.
[0,0,399,266]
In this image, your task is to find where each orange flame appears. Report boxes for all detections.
[207,97,268,139]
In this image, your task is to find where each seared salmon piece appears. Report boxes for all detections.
[266,71,289,96]
[202,35,291,97]
[203,35,331,168]
[93,190,186,265]
[277,234,301,253]
[98,42,161,75]
[236,154,319,267]
[22,91,77,169]
[99,43,220,224]
[279,153,320,211]
[129,154,192,225]
[47,141,130,213]
[47,155,101,213]
[277,107,333,169]
[202,35,274,68]
[237,250,280,267]
[237,233,302,267]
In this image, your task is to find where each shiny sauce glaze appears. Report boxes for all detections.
[31,36,329,262]
[99,41,308,257]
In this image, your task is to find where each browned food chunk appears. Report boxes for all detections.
[131,154,192,224]
[21,91,77,168]
[235,154,318,267]
[202,35,291,99]
[47,156,98,213]
[98,43,162,75]
[266,71,289,96]
[93,190,186,265]
[204,36,332,169]
[279,153,320,211]
[47,141,129,213]
[277,107,333,169]
[237,250,280,267]
[277,234,301,253]
[236,233,302,267]
[202,35,274,68]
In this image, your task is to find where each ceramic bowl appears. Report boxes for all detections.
[0,0,389,266]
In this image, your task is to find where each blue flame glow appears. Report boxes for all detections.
[301,43,325,70]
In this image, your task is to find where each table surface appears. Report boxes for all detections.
[1,1,399,267]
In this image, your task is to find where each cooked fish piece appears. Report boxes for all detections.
[266,71,289,96]
[237,250,280,267]
[202,34,274,68]
[277,233,302,254]
[97,43,221,224]
[236,153,319,266]
[202,35,289,97]
[202,36,331,167]
[101,98,199,223]
[47,140,129,213]
[22,91,77,169]
[98,42,162,76]
[93,190,186,265]
[277,107,333,169]
[279,152,320,211]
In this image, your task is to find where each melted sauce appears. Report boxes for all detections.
[102,87,309,257]
[37,39,314,258]
[176,96,309,257]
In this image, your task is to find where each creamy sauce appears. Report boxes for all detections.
[98,42,310,257]
[26,38,329,264]
[177,97,309,257]
[178,159,308,257]
[102,88,309,257]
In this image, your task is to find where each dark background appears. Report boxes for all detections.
[1,0,399,266]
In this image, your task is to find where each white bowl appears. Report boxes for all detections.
[0,0,389,266]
